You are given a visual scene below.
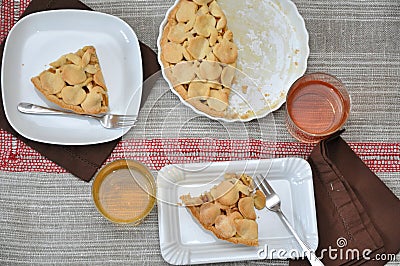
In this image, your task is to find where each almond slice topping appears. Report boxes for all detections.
[198,60,222,81]
[238,197,256,220]
[168,23,190,43]
[187,81,210,100]
[93,70,106,89]
[194,14,216,37]
[62,65,87,85]
[199,202,221,226]
[81,89,103,114]
[61,85,87,105]
[187,36,211,59]
[213,39,238,64]
[162,42,185,63]
[235,219,258,240]
[39,71,65,94]
[176,0,198,22]
[66,53,82,66]
[215,215,236,239]
[171,61,196,85]
[207,89,229,112]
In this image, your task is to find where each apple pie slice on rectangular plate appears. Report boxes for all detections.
[31,45,109,114]
[180,173,266,246]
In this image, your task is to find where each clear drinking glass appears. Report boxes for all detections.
[285,72,351,143]
[92,159,156,225]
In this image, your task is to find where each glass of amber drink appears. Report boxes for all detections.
[92,159,156,225]
[285,73,351,143]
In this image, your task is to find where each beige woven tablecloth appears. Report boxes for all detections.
[0,0,399,265]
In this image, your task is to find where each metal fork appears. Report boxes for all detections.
[17,102,137,129]
[254,174,324,266]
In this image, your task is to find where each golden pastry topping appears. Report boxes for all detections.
[176,0,198,22]
[214,214,236,238]
[39,71,65,94]
[187,36,211,60]
[66,53,82,66]
[253,189,267,210]
[215,180,239,206]
[197,4,209,15]
[160,0,238,118]
[229,211,243,221]
[213,39,237,64]
[81,89,103,114]
[235,219,258,240]
[198,60,222,81]
[220,65,235,88]
[167,22,190,43]
[179,173,266,246]
[93,70,107,89]
[239,173,254,188]
[174,84,189,100]
[238,197,256,220]
[194,14,216,37]
[31,45,109,114]
[61,85,86,105]
[170,61,197,85]
[199,202,221,226]
[207,89,229,112]
[84,64,99,75]
[49,56,67,68]
[62,64,87,85]
[216,14,227,30]
[162,42,185,64]
[81,50,91,67]
[235,182,251,196]
[209,1,223,17]
[188,82,210,100]
[180,194,203,206]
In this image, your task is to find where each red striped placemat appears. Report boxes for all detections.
[1,129,398,173]
[0,0,30,42]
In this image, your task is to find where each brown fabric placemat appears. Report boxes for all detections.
[0,0,160,182]
[290,132,400,265]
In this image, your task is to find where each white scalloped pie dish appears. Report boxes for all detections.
[157,0,309,122]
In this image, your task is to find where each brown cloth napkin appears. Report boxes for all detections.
[0,0,160,182]
[290,131,400,265]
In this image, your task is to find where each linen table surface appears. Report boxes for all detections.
[0,0,399,265]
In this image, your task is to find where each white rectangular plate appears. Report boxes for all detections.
[1,10,142,145]
[157,158,318,265]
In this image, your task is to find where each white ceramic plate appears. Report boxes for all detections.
[157,0,309,122]
[157,158,318,265]
[1,10,142,145]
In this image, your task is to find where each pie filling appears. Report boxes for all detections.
[180,173,266,246]
[31,45,109,115]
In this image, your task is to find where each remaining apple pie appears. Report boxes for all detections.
[180,173,266,246]
[159,0,238,118]
[31,46,109,114]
